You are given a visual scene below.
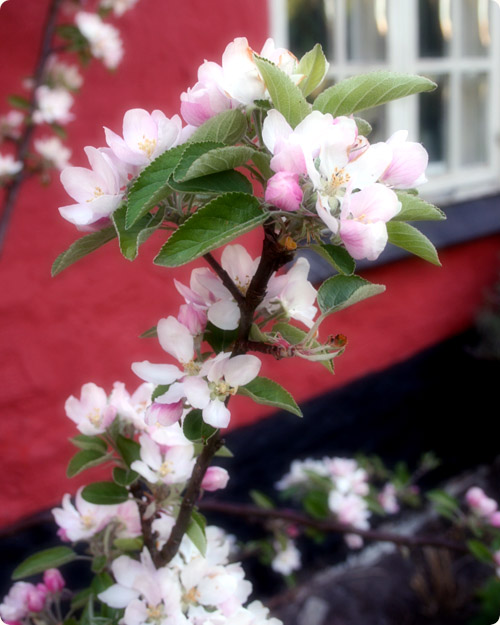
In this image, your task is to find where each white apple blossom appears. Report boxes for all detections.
[105,108,183,167]
[75,12,123,70]
[100,0,140,16]
[378,483,400,514]
[34,136,71,170]
[64,381,116,435]
[59,145,124,227]
[33,86,74,124]
[131,433,195,486]
[0,152,22,177]
[275,457,330,490]
[109,380,153,430]
[326,457,369,497]
[46,57,83,91]
[380,130,428,189]
[180,61,234,127]
[0,110,24,139]
[52,487,117,542]
[264,257,318,328]
[0,582,36,622]
[271,539,301,576]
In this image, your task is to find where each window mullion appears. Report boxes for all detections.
[448,0,461,174]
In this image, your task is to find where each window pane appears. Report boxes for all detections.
[460,73,488,166]
[358,106,387,144]
[461,0,490,56]
[346,0,387,62]
[419,75,450,166]
[288,0,331,60]
[418,0,451,58]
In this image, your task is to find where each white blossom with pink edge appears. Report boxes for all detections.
[380,130,428,189]
[334,183,401,261]
[131,433,195,486]
[262,109,335,176]
[75,12,123,70]
[180,61,234,127]
[264,257,318,329]
[33,86,74,125]
[64,381,116,435]
[0,153,23,177]
[52,487,118,542]
[109,380,153,431]
[59,146,124,227]
[0,582,35,622]
[465,486,498,518]
[105,108,183,167]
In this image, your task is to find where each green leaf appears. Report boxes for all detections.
[154,192,265,267]
[297,44,328,97]
[204,321,239,353]
[313,72,437,117]
[70,588,93,611]
[254,56,311,128]
[193,443,234,457]
[188,109,248,145]
[167,169,252,195]
[251,151,274,180]
[112,204,164,261]
[386,221,441,266]
[67,449,111,478]
[178,146,255,181]
[303,490,329,519]
[238,376,302,417]
[317,275,385,316]
[115,435,141,467]
[172,141,224,181]
[12,547,77,580]
[427,489,459,521]
[91,555,107,574]
[126,145,184,228]
[52,227,117,276]
[186,510,207,556]
[139,325,157,339]
[8,94,30,110]
[113,537,144,552]
[311,244,356,275]
[183,409,216,442]
[151,384,170,401]
[113,466,139,487]
[81,482,130,505]
[393,192,447,222]
[467,540,493,564]
[51,123,67,140]
[91,571,114,594]
[69,434,108,453]
[250,489,275,509]
[354,116,372,137]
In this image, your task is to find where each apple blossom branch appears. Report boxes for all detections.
[198,500,469,554]
[0,0,64,254]
[153,227,294,566]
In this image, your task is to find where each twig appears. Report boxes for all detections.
[0,0,64,254]
[198,500,469,554]
[203,252,245,306]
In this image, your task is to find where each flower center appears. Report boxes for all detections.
[184,360,201,376]
[159,460,173,477]
[183,587,201,604]
[324,167,350,195]
[81,514,94,529]
[137,135,157,159]
[146,604,164,622]
[87,408,102,427]
[87,186,104,202]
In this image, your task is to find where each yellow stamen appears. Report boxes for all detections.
[137,135,157,159]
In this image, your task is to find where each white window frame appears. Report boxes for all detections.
[269,0,500,206]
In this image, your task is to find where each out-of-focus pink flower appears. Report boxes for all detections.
[43,569,65,593]
[489,511,500,527]
[27,585,47,612]
[465,486,498,517]
[0,582,34,622]
[75,12,123,69]
[345,533,364,549]
[265,171,303,212]
[33,86,74,125]
[202,467,230,492]
[378,483,400,514]
[380,130,428,189]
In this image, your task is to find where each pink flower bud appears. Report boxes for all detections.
[178,303,207,335]
[201,466,229,492]
[27,586,47,612]
[43,569,65,593]
[265,172,303,212]
[489,511,500,528]
[145,400,184,427]
[286,524,299,539]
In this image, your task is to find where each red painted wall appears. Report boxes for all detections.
[1,0,499,528]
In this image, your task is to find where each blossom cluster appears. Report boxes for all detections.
[0,0,139,186]
[57,35,428,263]
[276,456,400,551]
